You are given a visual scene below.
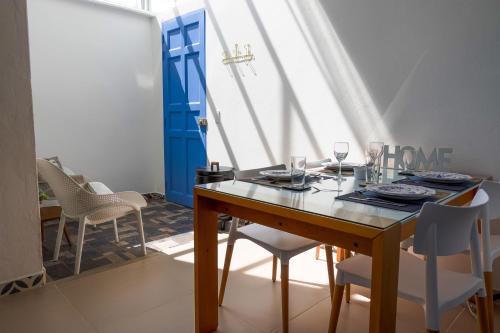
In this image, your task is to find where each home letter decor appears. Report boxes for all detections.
[383,145,453,170]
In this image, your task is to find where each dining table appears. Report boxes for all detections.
[193,168,480,333]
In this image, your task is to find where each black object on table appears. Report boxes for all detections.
[195,162,234,230]
[195,162,234,184]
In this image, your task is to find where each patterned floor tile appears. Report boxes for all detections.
[42,195,193,281]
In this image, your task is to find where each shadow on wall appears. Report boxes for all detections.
[244,0,326,163]
[204,1,278,167]
[288,0,392,146]
[206,0,392,164]
[313,0,500,179]
[171,0,498,170]
[170,7,241,170]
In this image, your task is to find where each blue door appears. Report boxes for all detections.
[162,9,206,207]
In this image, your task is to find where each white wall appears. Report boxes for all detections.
[154,0,500,180]
[28,0,164,193]
[28,0,500,200]
[0,0,42,283]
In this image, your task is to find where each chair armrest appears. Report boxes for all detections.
[72,189,147,218]
[89,191,146,211]
[113,191,147,209]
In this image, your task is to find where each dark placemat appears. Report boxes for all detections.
[337,190,447,213]
[393,176,478,192]
[241,175,319,191]
[318,168,354,176]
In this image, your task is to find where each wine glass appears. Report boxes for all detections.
[334,142,349,182]
[402,148,417,172]
[290,155,306,189]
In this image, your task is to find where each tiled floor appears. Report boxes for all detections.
[1,234,498,333]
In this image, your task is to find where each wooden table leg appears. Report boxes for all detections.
[484,271,494,333]
[194,194,219,333]
[325,245,335,300]
[369,224,401,333]
[476,295,490,333]
[336,248,344,262]
[344,250,351,303]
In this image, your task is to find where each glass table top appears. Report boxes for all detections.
[196,169,466,229]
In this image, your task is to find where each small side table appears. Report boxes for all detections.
[40,200,71,247]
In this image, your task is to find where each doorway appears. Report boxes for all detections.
[162,9,207,207]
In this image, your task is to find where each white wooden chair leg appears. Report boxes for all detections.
[53,213,66,261]
[74,217,86,275]
[113,219,120,243]
[135,211,147,256]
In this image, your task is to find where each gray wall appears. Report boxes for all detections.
[0,0,42,283]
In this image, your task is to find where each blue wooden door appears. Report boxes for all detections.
[162,9,206,207]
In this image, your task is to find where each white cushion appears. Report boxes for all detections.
[85,181,113,195]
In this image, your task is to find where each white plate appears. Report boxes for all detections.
[321,162,362,171]
[259,170,302,180]
[367,184,436,200]
[413,171,472,184]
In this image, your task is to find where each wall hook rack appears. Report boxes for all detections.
[222,43,255,65]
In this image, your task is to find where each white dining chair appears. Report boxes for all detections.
[36,159,148,275]
[476,180,500,333]
[329,189,490,333]
[218,164,335,333]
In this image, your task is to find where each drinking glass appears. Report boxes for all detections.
[334,142,349,181]
[402,148,417,172]
[367,142,384,184]
[291,155,306,189]
[364,150,375,183]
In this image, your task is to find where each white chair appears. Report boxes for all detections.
[218,164,335,333]
[36,159,147,275]
[477,180,500,333]
[329,189,490,333]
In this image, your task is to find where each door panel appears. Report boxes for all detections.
[186,54,202,102]
[167,57,183,104]
[162,9,206,207]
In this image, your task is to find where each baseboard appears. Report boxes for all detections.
[0,268,46,297]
